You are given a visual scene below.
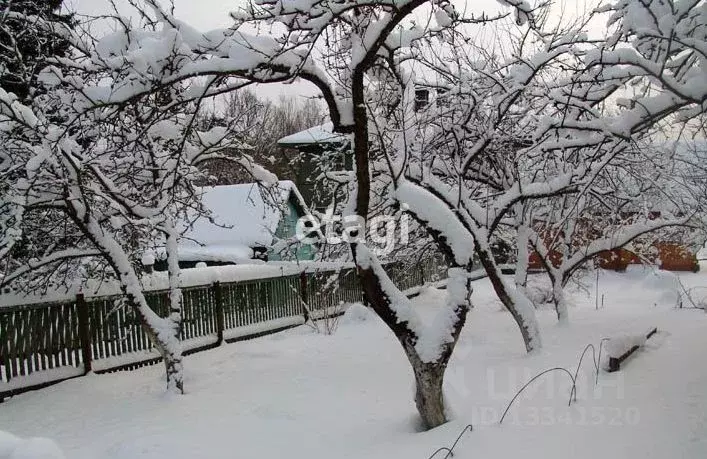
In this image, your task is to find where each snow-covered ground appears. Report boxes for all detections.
[1,266,706,459]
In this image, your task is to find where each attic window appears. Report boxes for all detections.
[415,89,429,111]
[252,246,268,261]
[437,87,449,107]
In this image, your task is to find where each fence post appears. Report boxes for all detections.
[213,282,224,345]
[76,293,92,374]
[299,272,310,322]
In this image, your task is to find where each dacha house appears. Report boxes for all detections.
[153,181,318,270]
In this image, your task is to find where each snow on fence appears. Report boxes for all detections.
[0,258,447,399]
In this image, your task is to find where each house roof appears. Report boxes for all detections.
[277,122,348,147]
[178,180,308,263]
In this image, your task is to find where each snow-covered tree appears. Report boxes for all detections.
[61,0,530,428]
[518,0,707,320]
[0,8,272,393]
[528,142,703,322]
[366,11,612,354]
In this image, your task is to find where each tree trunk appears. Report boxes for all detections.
[529,232,569,325]
[163,344,184,393]
[69,208,184,393]
[123,290,183,393]
[515,221,531,301]
[553,276,569,324]
[414,369,446,430]
[347,67,464,430]
[353,246,470,430]
[164,220,184,393]
[404,344,447,429]
[475,240,541,352]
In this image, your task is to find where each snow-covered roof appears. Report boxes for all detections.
[179,181,306,263]
[277,122,348,147]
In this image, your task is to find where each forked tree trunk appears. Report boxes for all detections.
[347,66,469,429]
[354,246,470,430]
[529,232,570,324]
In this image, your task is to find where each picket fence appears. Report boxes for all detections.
[0,258,447,399]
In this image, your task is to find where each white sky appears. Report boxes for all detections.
[66,0,321,100]
[65,0,607,101]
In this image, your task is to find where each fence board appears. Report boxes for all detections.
[60,304,70,367]
[1,312,10,382]
[39,307,48,371]
[8,312,18,378]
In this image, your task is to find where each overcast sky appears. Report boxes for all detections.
[67,0,510,31]
[66,0,322,100]
[65,0,604,101]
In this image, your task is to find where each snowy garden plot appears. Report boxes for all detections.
[1,0,705,432]
[1,267,706,459]
[0,1,705,455]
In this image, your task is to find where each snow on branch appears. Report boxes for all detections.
[395,179,474,266]
[355,245,470,362]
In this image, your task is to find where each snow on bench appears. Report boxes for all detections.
[605,327,657,372]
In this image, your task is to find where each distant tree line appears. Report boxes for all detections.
[197,89,324,195]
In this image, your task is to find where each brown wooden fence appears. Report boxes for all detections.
[0,258,447,399]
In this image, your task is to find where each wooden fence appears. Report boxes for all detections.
[0,258,447,399]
